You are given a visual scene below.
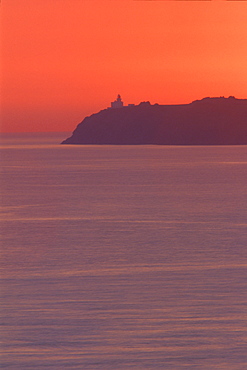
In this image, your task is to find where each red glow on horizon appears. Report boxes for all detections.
[1,0,247,133]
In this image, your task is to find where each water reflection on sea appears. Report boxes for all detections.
[1,134,247,369]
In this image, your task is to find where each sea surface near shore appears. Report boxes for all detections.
[1,133,247,369]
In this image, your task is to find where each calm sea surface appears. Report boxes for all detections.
[1,133,247,369]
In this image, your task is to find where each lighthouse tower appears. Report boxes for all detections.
[111,94,124,108]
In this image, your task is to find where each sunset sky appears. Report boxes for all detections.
[1,0,247,133]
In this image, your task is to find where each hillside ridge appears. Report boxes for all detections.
[62,97,247,145]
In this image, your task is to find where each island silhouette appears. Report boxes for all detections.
[62,96,247,145]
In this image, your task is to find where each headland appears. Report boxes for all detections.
[62,96,247,145]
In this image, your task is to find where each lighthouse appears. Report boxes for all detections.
[110,94,124,108]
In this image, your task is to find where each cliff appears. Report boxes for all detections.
[61,97,247,145]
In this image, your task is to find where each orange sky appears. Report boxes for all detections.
[1,0,247,133]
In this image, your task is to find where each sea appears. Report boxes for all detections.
[1,132,247,369]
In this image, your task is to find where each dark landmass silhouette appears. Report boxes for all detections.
[62,97,247,145]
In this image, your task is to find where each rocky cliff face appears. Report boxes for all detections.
[62,97,247,145]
